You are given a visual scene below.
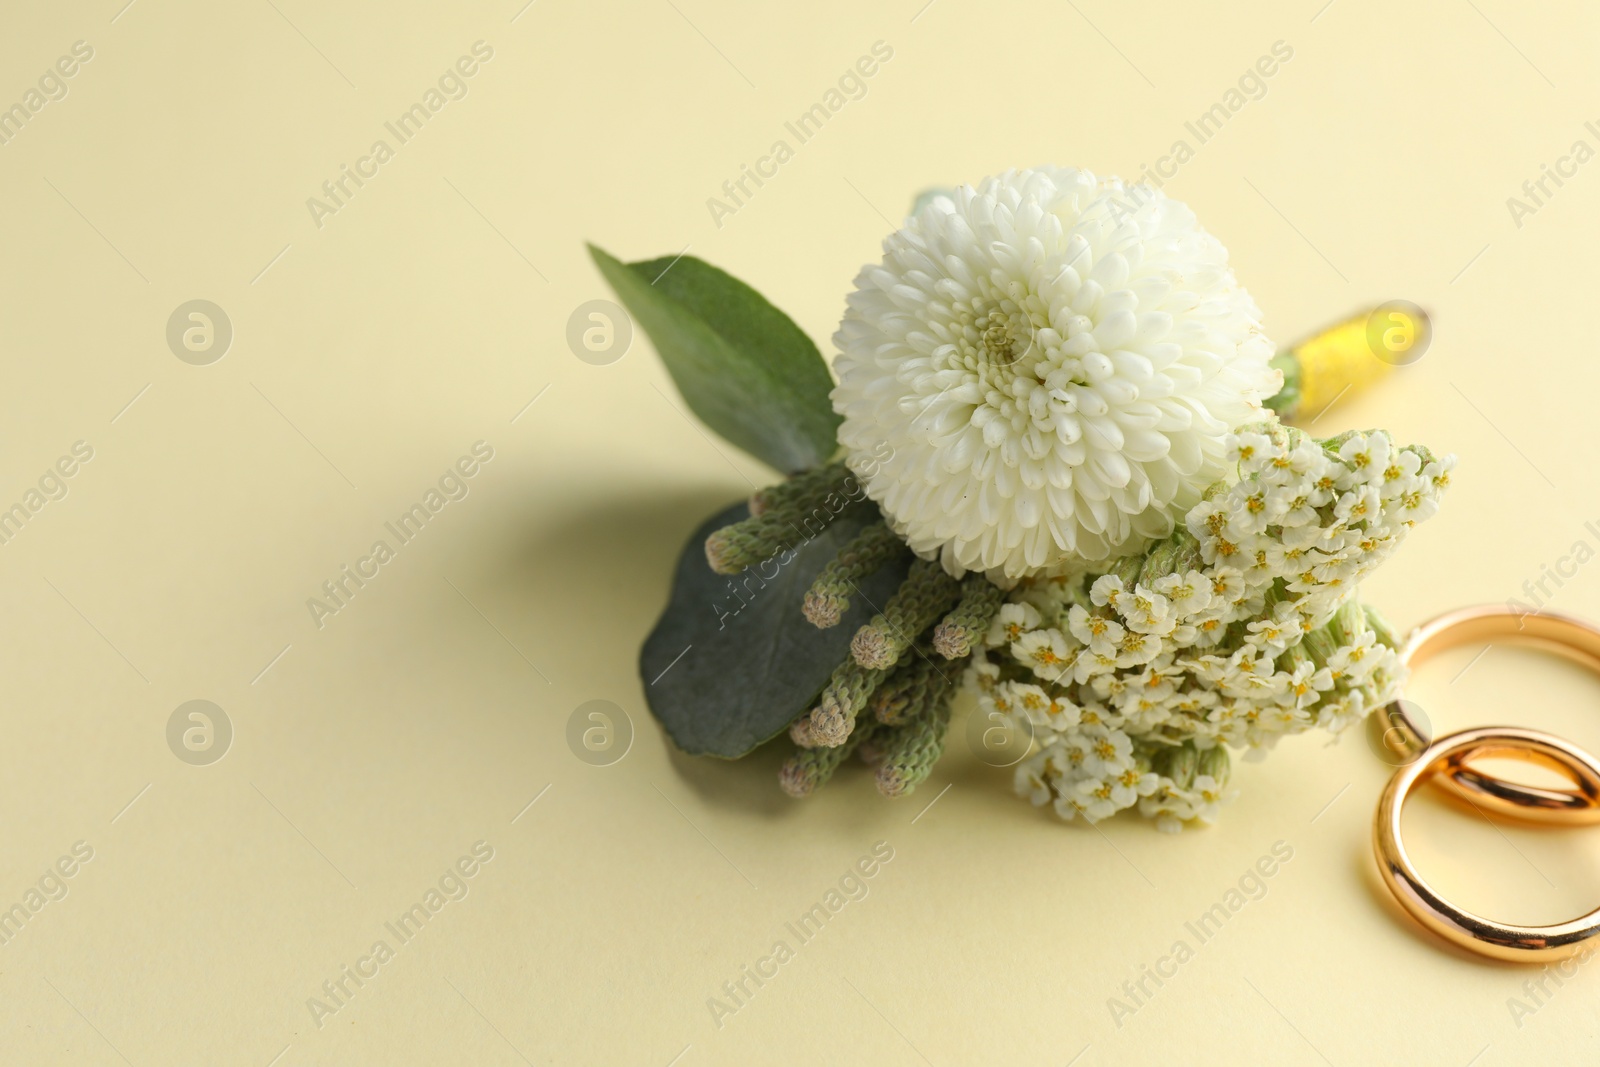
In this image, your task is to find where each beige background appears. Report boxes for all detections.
[2,0,1599,1063]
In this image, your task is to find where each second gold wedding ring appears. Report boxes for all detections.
[1377,605,1600,822]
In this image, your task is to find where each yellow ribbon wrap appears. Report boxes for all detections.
[1275,304,1427,421]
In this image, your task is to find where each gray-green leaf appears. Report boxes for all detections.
[639,500,909,758]
[589,244,842,474]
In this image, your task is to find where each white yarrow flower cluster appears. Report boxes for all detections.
[831,166,1282,579]
[967,422,1454,831]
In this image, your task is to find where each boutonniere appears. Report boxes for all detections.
[595,166,1451,831]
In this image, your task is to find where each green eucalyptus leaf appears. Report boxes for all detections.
[589,244,841,474]
[639,500,909,758]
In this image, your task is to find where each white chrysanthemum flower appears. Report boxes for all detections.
[832,166,1281,579]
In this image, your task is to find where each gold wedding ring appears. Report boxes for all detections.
[1371,604,1600,960]
[1380,604,1600,821]
[1374,726,1600,961]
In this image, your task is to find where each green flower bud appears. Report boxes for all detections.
[789,715,818,748]
[707,463,859,574]
[1170,529,1204,575]
[1155,742,1199,789]
[1302,623,1340,668]
[931,574,1004,658]
[1139,536,1181,584]
[780,721,876,798]
[1111,553,1145,589]
[870,656,931,726]
[1197,745,1231,787]
[808,655,899,746]
[749,461,852,518]
[873,666,959,797]
[1363,604,1400,650]
[1329,599,1367,645]
[851,559,961,669]
[802,522,906,628]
